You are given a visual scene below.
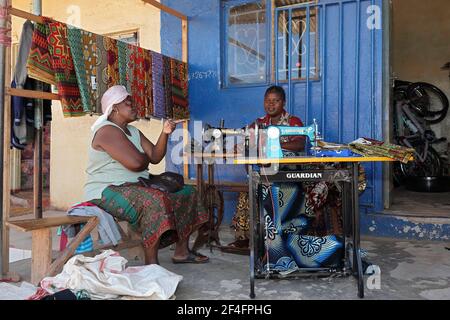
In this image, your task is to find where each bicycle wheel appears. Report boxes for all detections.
[399,144,443,177]
[407,82,449,124]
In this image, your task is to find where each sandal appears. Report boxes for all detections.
[172,251,209,264]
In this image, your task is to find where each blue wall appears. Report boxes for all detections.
[161,0,384,225]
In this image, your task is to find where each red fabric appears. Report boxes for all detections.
[71,201,97,209]
[27,288,51,300]
[59,230,68,251]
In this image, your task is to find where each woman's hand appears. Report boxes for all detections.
[162,119,177,135]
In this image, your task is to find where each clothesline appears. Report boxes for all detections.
[6,87,189,124]
[8,7,190,122]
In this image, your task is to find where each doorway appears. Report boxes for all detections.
[384,0,450,218]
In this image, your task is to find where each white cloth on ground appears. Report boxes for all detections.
[40,250,183,300]
[67,205,121,245]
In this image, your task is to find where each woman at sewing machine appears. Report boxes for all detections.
[227,85,307,252]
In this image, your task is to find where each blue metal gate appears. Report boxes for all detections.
[274,0,384,212]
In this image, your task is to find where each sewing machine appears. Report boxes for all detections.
[202,120,250,156]
[264,119,323,159]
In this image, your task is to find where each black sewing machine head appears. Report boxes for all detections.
[202,120,249,155]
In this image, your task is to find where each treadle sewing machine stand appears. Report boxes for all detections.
[235,157,393,299]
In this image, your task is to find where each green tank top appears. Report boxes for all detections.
[83,121,149,201]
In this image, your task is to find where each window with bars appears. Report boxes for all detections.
[275,5,319,81]
[223,0,268,86]
[221,0,319,87]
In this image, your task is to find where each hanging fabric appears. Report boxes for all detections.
[129,45,147,118]
[163,56,173,119]
[46,20,84,117]
[25,16,190,120]
[143,49,153,119]
[67,27,98,113]
[117,40,128,87]
[104,37,120,86]
[170,58,189,120]
[27,20,55,85]
[151,51,166,119]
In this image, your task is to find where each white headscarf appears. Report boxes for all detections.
[91,85,131,131]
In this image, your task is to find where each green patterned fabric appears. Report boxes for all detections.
[68,27,91,113]
[117,40,128,87]
[91,184,208,249]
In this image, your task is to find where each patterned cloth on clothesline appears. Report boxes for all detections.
[151,51,166,119]
[47,20,83,117]
[26,17,190,120]
[67,27,98,113]
[170,58,189,120]
[27,20,55,85]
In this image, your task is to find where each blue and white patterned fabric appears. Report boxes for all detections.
[74,223,94,254]
[262,183,309,272]
[285,234,344,268]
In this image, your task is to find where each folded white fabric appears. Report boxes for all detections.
[40,250,183,300]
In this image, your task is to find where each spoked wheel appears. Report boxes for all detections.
[399,144,443,177]
[407,82,449,124]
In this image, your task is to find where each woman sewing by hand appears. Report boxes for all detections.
[84,85,209,265]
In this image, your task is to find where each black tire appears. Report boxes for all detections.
[399,144,443,178]
[407,82,449,124]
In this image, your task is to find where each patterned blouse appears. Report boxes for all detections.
[252,109,305,145]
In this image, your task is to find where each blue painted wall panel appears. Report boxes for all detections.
[161,0,384,223]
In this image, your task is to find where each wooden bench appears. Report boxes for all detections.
[6,216,144,285]
[7,216,99,285]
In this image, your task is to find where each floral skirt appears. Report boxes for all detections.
[91,183,208,249]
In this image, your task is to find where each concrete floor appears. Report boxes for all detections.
[5,211,450,300]
[386,187,450,218]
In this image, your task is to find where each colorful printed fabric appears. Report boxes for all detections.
[91,183,208,249]
[151,51,166,119]
[67,27,98,113]
[104,37,120,87]
[47,20,84,117]
[117,40,128,87]
[143,49,153,118]
[128,45,148,118]
[170,58,189,120]
[95,34,108,114]
[163,56,173,119]
[27,21,55,85]
[349,137,414,164]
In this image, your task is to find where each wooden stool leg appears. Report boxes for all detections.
[31,228,52,286]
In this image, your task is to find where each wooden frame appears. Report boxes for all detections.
[1,1,190,278]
